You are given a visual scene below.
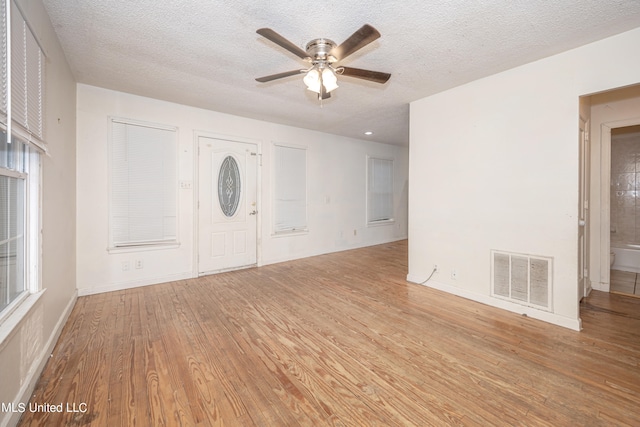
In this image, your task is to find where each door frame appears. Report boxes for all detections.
[599,118,640,292]
[579,116,591,300]
[192,131,262,278]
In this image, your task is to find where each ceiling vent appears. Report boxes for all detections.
[491,250,552,311]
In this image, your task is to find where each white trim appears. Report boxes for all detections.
[191,131,199,279]
[192,130,261,147]
[107,242,180,254]
[10,121,47,154]
[367,219,395,227]
[1,290,76,427]
[0,167,25,179]
[29,149,41,294]
[263,236,407,267]
[5,0,10,141]
[406,274,582,331]
[77,272,193,296]
[270,229,309,238]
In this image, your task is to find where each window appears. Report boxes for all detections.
[273,144,307,234]
[0,1,43,320]
[367,157,394,224]
[110,119,177,248]
[0,136,35,315]
[218,155,241,217]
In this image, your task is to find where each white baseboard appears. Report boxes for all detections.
[263,236,408,267]
[2,290,77,427]
[77,272,193,296]
[79,238,408,296]
[406,274,582,331]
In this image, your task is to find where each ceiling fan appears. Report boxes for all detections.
[255,24,391,101]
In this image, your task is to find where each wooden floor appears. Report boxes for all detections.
[18,241,640,426]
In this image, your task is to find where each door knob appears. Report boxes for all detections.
[579,220,585,226]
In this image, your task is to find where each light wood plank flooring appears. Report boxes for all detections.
[18,241,640,426]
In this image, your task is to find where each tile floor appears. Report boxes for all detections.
[610,269,640,296]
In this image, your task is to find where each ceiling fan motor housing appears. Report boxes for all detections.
[305,39,337,63]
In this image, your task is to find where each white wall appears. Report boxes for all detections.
[589,85,640,291]
[76,84,408,295]
[0,1,77,426]
[408,27,640,330]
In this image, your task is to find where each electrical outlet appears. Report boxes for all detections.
[451,269,457,280]
[433,264,438,272]
[135,259,143,269]
[122,261,130,271]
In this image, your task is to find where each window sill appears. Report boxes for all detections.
[0,290,46,352]
[107,242,181,254]
[367,219,395,227]
[272,229,309,238]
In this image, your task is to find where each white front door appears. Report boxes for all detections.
[198,137,258,275]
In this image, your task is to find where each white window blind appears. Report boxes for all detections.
[1,0,6,124]
[110,119,177,247]
[10,1,43,145]
[273,144,307,233]
[367,157,394,223]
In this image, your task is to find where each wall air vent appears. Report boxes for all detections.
[491,250,552,311]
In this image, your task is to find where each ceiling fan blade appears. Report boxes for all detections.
[339,66,391,84]
[331,24,381,61]
[257,28,310,60]
[255,69,304,83]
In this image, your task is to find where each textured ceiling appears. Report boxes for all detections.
[42,0,640,146]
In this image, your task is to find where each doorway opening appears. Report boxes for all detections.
[585,83,640,297]
[609,125,640,297]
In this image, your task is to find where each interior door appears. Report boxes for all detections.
[578,118,591,300]
[198,137,258,275]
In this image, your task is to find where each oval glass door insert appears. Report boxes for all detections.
[217,156,241,217]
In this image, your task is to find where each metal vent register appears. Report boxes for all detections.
[491,251,552,311]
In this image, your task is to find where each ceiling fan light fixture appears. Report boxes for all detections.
[322,68,338,92]
[304,67,338,94]
[303,68,321,93]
